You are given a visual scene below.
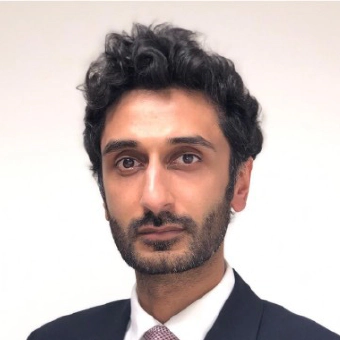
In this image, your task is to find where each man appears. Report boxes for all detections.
[28,23,340,340]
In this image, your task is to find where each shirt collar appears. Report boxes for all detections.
[126,263,235,340]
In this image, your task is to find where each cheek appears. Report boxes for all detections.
[104,180,142,224]
[174,171,229,222]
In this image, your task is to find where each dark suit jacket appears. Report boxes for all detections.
[28,271,340,340]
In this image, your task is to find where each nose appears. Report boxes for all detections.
[140,161,174,215]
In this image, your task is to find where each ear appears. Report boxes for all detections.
[103,202,110,221]
[231,158,253,212]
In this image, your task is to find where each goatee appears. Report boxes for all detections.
[108,199,232,275]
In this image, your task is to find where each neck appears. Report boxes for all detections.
[135,246,226,323]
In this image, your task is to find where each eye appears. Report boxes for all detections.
[174,153,201,165]
[115,157,143,173]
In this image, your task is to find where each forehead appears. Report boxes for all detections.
[101,88,226,149]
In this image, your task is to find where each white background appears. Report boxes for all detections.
[1,2,339,339]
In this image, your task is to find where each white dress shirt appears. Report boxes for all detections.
[124,264,235,340]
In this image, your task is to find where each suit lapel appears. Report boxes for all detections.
[92,299,131,340]
[110,300,131,340]
[107,271,263,340]
[204,270,264,340]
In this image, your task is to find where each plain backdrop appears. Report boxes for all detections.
[1,2,339,339]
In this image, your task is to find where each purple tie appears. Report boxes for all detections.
[143,325,179,340]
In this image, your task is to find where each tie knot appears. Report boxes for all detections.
[143,325,179,340]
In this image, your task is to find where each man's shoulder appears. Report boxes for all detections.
[211,270,340,340]
[258,299,340,339]
[27,299,130,340]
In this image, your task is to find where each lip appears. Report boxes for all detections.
[138,225,184,242]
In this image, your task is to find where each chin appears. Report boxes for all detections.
[126,246,214,275]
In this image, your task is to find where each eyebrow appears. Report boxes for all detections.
[168,136,215,151]
[102,135,215,156]
[102,140,138,156]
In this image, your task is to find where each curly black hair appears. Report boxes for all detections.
[82,23,263,199]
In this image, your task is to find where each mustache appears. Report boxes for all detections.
[129,210,197,231]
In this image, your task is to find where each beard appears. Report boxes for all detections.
[108,196,232,275]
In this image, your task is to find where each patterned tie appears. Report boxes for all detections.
[143,325,179,340]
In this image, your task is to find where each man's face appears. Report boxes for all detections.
[101,89,246,274]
